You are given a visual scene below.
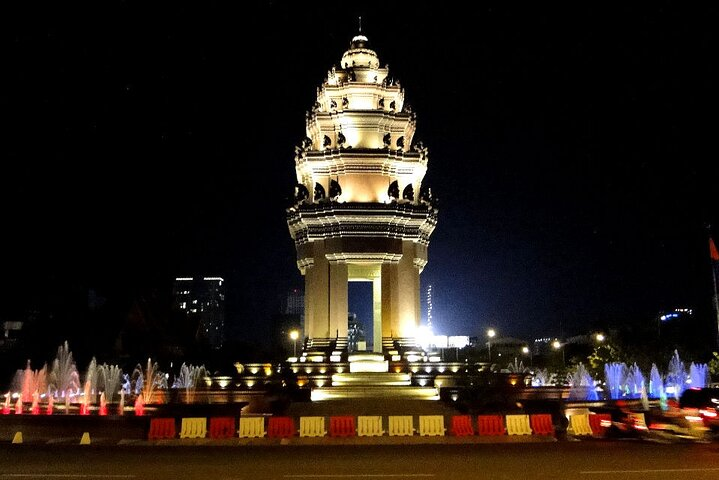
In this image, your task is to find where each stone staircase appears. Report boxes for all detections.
[310,351,439,401]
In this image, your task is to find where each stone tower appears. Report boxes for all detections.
[287,33,438,353]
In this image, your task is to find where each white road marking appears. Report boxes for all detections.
[580,468,719,475]
[284,475,434,478]
[0,476,135,479]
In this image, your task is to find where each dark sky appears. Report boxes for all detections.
[3,2,718,353]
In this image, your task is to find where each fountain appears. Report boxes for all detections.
[46,394,53,415]
[665,350,686,400]
[48,341,80,399]
[79,380,91,415]
[134,394,145,416]
[604,362,627,400]
[118,390,125,415]
[98,364,123,403]
[14,397,22,414]
[624,363,645,399]
[567,363,598,401]
[688,362,708,389]
[131,358,167,404]
[506,358,528,374]
[84,357,98,398]
[30,391,40,415]
[531,368,557,387]
[171,363,207,403]
[12,361,48,403]
[99,392,107,416]
[648,363,663,398]
[2,392,10,414]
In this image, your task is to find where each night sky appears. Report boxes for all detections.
[3,2,718,360]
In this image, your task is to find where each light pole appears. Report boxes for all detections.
[487,329,496,362]
[289,330,299,357]
[552,339,564,365]
[522,345,532,367]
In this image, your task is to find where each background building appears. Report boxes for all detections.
[172,277,225,350]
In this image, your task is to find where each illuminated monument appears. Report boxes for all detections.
[287,32,437,354]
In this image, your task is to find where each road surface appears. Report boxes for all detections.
[1,441,719,480]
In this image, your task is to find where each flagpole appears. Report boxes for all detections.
[712,254,719,350]
[709,233,719,350]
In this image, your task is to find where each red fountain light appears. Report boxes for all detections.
[134,396,145,416]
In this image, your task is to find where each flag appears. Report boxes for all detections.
[711,237,719,262]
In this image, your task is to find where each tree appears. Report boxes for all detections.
[587,343,624,379]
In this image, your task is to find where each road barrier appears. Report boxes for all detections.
[569,414,593,436]
[267,416,295,438]
[506,414,532,436]
[450,415,475,436]
[209,417,236,439]
[357,416,384,437]
[530,414,554,436]
[299,416,327,437]
[180,417,207,439]
[388,415,415,436]
[330,416,356,437]
[419,415,446,436]
[238,417,266,438]
[588,413,612,437]
[148,418,176,439]
[477,415,505,436]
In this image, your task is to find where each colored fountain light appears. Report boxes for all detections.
[46,395,53,415]
[118,390,125,416]
[49,341,80,400]
[2,392,10,415]
[171,363,207,403]
[30,391,40,415]
[567,363,598,401]
[14,397,22,415]
[99,392,107,416]
[134,395,145,416]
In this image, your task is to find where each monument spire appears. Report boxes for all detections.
[287,33,438,354]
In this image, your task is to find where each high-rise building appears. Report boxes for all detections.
[172,277,225,349]
[282,288,305,316]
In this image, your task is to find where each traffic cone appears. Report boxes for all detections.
[80,432,91,445]
[11,432,22,444]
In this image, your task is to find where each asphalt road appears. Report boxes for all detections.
[1,441,719,480]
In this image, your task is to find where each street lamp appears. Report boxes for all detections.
[552,339,564,365]
[522,345,532,367]
[487,329,496,362]
[595,333,605,343]
[289,330,299,357]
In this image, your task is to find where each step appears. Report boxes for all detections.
[332,372,411,386]
[311,386,439,401]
